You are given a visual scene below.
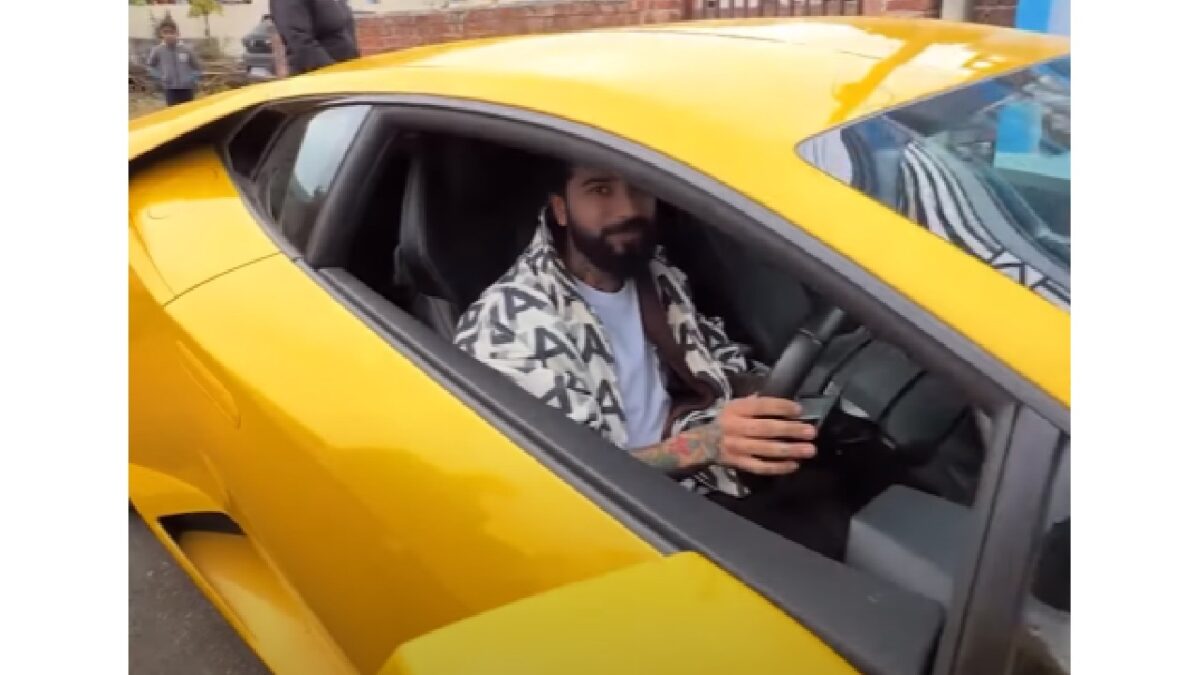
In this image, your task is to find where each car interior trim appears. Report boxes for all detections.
[931,407,1061,675]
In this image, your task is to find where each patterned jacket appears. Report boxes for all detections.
[453,217,765,496]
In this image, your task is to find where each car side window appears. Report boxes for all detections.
[798,57,1070,310]
[1008,440,1070,675]
[253,105,370,246]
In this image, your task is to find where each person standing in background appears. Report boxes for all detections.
[145,20,202,106]
[264,15,290,78]
[269,0,360,76]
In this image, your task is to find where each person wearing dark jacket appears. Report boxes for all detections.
[146,21,202,106]
[268,0,360,75]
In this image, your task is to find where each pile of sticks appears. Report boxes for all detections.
[129,59,251,95]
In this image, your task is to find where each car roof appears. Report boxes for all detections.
[131,18,1067,159]
[325,17,1066,141]
[129,18,1069,408]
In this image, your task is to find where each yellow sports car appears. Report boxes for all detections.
[130,16,1070,675]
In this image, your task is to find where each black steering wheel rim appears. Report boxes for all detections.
[758,305,849,401]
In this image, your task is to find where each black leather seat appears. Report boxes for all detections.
[657,204,813,363]
[395,136,550,339]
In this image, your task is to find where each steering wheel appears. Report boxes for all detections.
[759,305,849,400]
[734,305,855,493]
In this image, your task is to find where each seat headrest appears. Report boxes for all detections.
[398,136,551,311]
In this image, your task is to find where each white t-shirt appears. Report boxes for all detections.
[573,280,672,448]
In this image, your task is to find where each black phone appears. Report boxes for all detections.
[796,394,838,432]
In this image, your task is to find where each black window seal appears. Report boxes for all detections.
[299,93,1067,430]
[279,104,381,251]
[218,96,371,261]
[316,265,946,675]
[303,109,409,265]
[932,406,1063,675]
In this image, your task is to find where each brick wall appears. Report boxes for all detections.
[971,0,1016,26]
[356,0,940,56]
[357,0,681,55]
[864,0,938,18]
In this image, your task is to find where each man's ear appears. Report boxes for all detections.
[549,194,568,227]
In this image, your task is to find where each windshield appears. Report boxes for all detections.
[799,57,1071,309]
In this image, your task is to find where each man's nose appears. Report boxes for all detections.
[610,185,640,221]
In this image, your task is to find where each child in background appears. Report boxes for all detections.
[146,20,202,106]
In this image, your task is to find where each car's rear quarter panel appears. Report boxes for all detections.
[129,147,277,296]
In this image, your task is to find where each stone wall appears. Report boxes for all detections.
[971,0,1017,26]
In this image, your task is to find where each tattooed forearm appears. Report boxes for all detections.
[630,423,722,477]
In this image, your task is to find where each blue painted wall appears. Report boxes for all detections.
[1015,0,1070,36]
[996,0,1068,155]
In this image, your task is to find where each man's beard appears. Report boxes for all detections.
[564,213,658,280]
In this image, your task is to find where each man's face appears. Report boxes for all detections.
[161,29,178,46]
[550,166,658,279]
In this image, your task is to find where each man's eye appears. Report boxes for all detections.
[590,185,612,196]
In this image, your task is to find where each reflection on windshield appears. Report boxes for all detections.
[799,57,1071,310]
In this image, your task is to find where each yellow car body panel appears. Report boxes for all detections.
[129,16,1069,675]
[129,147,277,298]
[379,552,858,675]
[133,512,358,675]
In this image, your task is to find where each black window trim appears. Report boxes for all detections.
[221,96,374,261]
[229,101,381,254]
[253,113,308,222]
[304,109,412,265]
[283,103,381,250]
[932,406,1064,675]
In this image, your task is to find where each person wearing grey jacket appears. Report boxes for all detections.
[269,0,360,76]
[146,22,202,106]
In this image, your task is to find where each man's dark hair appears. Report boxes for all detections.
[542,158,571,251]
[158,18,178,36]
[544,158,572,198]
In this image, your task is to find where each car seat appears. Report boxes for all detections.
[395,135,550,339]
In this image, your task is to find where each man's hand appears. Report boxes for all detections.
[712,395,817,474]
[630,396,817,477]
